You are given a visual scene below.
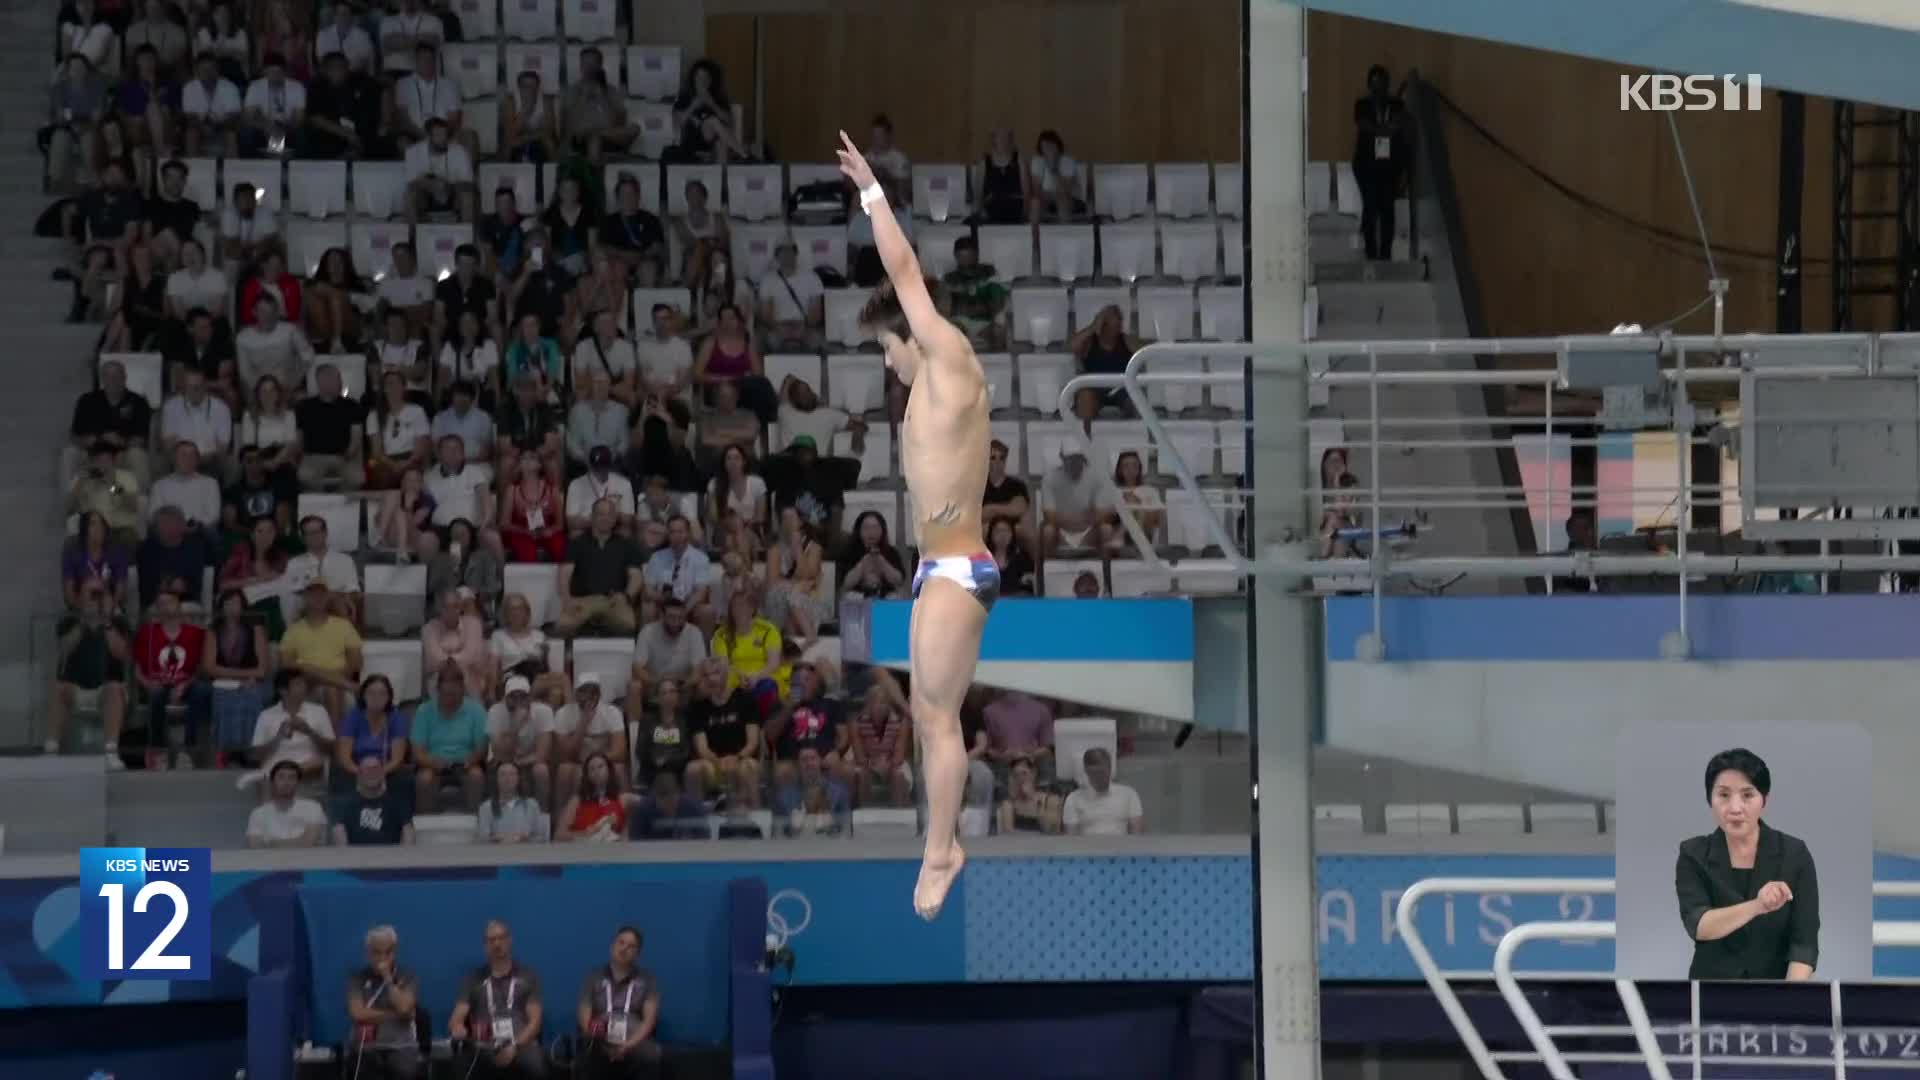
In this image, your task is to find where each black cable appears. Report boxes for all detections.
[1428,86,1836,271]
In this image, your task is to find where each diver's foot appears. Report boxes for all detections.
[913,845,966,921]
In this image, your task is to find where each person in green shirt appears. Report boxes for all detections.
[941,236,1008,348]
[410,661,490,812]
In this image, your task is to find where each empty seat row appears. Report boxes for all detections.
[443,0,622,45]
[1313,802,1618,836]
[442,40,681,98]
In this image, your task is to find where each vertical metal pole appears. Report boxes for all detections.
[1676,344,1691,649]
[1368,345,1383,646]
[1544,386,1556,594]
[1246,4,1319,1079]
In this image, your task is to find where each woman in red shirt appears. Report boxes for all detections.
[499,452,567,564]
[557,752,631,842]
[237,250,303,328]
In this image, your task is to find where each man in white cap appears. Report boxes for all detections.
[1039,444,1107,558]
[486,675,556,808]
[555,672,629,795]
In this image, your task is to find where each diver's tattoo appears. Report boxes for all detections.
[925,501,963,526]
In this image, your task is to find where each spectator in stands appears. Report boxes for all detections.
[486,675,555,808]
[1106,450,1163,551]
[180,53,242,158]
[574,311,638,407]
[68,447,142,548]
[334,752,417,845]
[572,926,662,1076]
[705,443,765,535]
[306,249,368,353]
[236,295,316,397]
[986,517,1036,597]
[492,593,564,702]
[404,117,477,224]
[239,251,304,331]
[976,127,1029,225]
[239,374,299,490]
[478,760,548,843]
[44,55,108,195]
[1063,747,1145,835]
[982,437,1030,528]
[371,309,431,399]
[1072,570,1102,597]
[427,518,505,618]
[246,760,328,846]
[1028,129,1084,221]
[280,580,364,717]
[851,680,911,808]
[502,69,559,164]
[555,674,630,793]
[316,3,374,76]
[1040,447,1108,556]
[634,305,692,404]
[379,243,439,338]
[346,925,423,1078]
[127,0,188,77]
[136,506,215,607]
[218,515,288,607]
[293,365,363,491]
[306,49,388,160]
[380,0,445,74]
[426,433,494,532]
[561,443,630,532]
[116,44,177,158]
[411,661,489,812]
[767,661,846,778]
[69,359,153,488]
[629,770,706,844]
[633,674,693,783]
[570,256,626,356]
[251,668,337,781]
[628,594,708,714]
[837,511,906,600]
[333,674,410,788]
[150,440,223,530]
[101,242,166,353]
[450,921,545,1075]
[426,586,492,698]
[757,239,825,349]
[542,175,596,279]
[240,51,305,156]
[373,464,437,558]
[942,236,1009,346]
[984,690,1054,776]
[435,243,497,356]
[641,514,711,613]
[1352,65,1409,261]
[219,183,278,267]
[602,174,666,277]
[507,225,577,346]
[367,369,434,488]
[562,47,636,164]
[504,311,565,399]
[710,587,782,706]
[567,385,627,481]
[627,399,701,497]
[556,749,629,843]
[230,445,294,534]
[766,434,853,538]
[762,506,826,641]
[196,2,250,86]
[770,744,848,831]
[286,513,362,611]
[500,449,566,563]
[64,510,130,611]
[1318,474,1362,559]
[687,656,760,801]
[778,372,856,450]
[170,309,238,407]
[1071,305,1138,417]
[159,366,233,466]
[43,582,130,761]
[441,325,502,415]
[207,588,271,758]
[997,755,1062,833]
[671,59,746,164]
[146,161,200,272]
[256,0,312,83]
[556,495,645,634]
[630,472,681,549]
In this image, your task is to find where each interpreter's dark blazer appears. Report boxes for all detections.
[1675,819,1819,980]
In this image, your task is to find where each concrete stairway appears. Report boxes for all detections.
[0,0,106,747]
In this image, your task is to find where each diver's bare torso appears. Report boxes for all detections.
[899,335,991,560]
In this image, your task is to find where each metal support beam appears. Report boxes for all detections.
[1246,4,1319,1079]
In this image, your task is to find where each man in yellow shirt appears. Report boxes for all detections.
[279,581,364,721]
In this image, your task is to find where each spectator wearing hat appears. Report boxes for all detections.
[757,239,825,350]
[1040,445,1108,558]
[555,672,630,794]
[555,498,643,638]
[403,116,477,225]
[763,433,854,540]
[566,373,630,475]
[278,580,364,721]
[565,445,635,534]
[486,674,555,808]
[411,660,490,812]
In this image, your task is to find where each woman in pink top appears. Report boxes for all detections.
[692,304,777,423]
[423,587,493,701]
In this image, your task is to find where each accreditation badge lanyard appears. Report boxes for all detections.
[604,975,636,1042]
[486,974,516,1043]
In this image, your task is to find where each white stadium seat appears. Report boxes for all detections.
[502,0,558,40]
[1217,418,1246,474]
[351,161,408,220]
[1026,420,1078,474]
[1529,803,1601,836]
[1159,222,1219,281]
[1146,354,1208,414]
[666,163,724,214]
[467,98,501,156]
[976,224,1034,281]
[288,160,348,218]
[362,640,426,705]
[1161,420,1219,479]
[851,808,918,838]
[362,562,429,637]
[416,224,474,280]
[727,164,784,222]
[102,352,162,408]
[624,45,680,100]
[729,223,782,281]
[791,225,848,277]
[571,638,635,699]
[1071,285,1131,334]
[832,426,892,483]
[1009,287,1069,347]
[1221,220,1244,278]
[823,287,870,348]
[298,493,363,552]
[825,353,884,415]
[1089,420,1151,474]
[1385,804,1452,836]
[911,163,969,223]
[1153,162,1212,218]
[286,219,348,278]
[632,102,675,159]
[1108,560,1174,597]
[914,223,971,281]
[1165,489,1223,551]
[764,353,823,396]
[631,287,693,324]
[1214,161,1243,217]
[1458,804,1527,836]
[1037,224,1095,282]
[1173,557,1241,595]
[504,563,561,626]
[561,0,617,42]
[445,42,501,100]
[350,221,412,280]
[1098,222,1156,282]
[177,157,220,211]
[224,158,283,211]
[450,0,497,38]
[1137,285,1197,343]
[308,353,368,400]
[977,353,1014,413]
[1016,353,1074,416]
[478,162,539,214]
[504,42,561,89]
[1092,163,1149,220]
[1198,285,1246,342]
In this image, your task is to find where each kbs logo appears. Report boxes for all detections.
[79,847,211,981]
[1620,74,1764,112]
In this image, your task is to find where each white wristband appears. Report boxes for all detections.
[858,182,885,212]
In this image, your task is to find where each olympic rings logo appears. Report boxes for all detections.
[766,889,812,949]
